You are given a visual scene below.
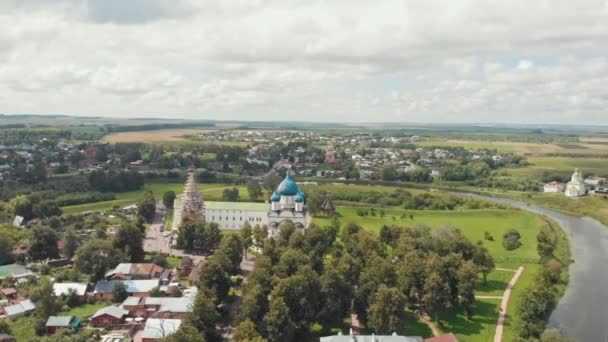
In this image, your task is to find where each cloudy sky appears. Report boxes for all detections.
[1,0,608,124]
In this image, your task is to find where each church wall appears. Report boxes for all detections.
[205,208,268,230]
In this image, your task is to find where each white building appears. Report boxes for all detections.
[544,181,565,193]
[565,169,586,197]
[268,173,308,237]
[205,202,268,230]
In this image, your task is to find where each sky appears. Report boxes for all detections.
[1,0,608,125]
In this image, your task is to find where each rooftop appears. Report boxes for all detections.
[53,283,88,297]
[205,201,268,211]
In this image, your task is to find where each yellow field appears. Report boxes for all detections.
[102,129,214,143]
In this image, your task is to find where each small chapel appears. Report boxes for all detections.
[565,168,586,197]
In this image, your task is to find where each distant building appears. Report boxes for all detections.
[91,305,129,327]
[325,143,337,165]
[543,181,565,193]
[53,283,88,303]
[320,330,422,342]
[565,169,586,197]
[141,318,182,341]
[45,316,81,334]
[93,279,159,300]
[4,300,35,319]
[321,198,336,216]
[105,263,166,280]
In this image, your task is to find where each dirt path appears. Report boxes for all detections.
[420,315,442,337]
[494,266,525,342]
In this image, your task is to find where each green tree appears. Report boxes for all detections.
[163,190,176,209]
[318,263,352,327]
[74,239,126,281]
[222,187,240,202]
[29,225,60,261]
[200,256,232,303]
[191,286,221,342]
[112,282,129,303]
[31,277,58,318]
[138,191,157,223]
[519,281,557,339]
[264,297,296,342]
[503,229,522,251]
[163,324,206,342]
[381,166,399,181]
[0,320,10,335]
[241,221,253,258]
[247,180,263,201]
[473,243,495,283]
[422,256,452,322]
[114,222,145,262]
[177,218,198,250]
[354,254,396,323]
[305,192,323,216]
[540,329,574,342]
[10,194,33,220]
[368,285,406,334]
[253,224,267,249]
[537,226,556,259]
[234,319,267,342]
[457,260,478,319]
[63,227,79,259]
[0,235,14,265]
[397,250,427,306]
[271,266,321,329]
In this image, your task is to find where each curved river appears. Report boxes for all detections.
[456,193,608,341]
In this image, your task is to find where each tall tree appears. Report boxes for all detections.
[368,285,406,334]
[318,263,352,327]
[422,270,452,323]
[247,180,263,201]
[138,191,157,223]
[29,225,60,261]
[112,282,129,303]
[162,324,206,342]
[31,277,57,318]
[199,256,232,303]
[0,235,14,266]
[472,243,494,283]
[74,239,126,281]
[264,297,296,342]
[114,222,145,262]
[234,320,267,342]
[457,261,478,319]
[253,224,267,249]
[241,221,253,258]
[163,191,176,209]
[191,286,221,342]
[63,227,79,259]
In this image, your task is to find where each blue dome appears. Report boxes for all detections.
[271,191,281,202]
[277,174,300,196]
[295,191,305,203]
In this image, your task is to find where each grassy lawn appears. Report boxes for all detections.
[58,301,109,318]
[501,264,542,342]
[7,316,37,341]
[144,253,182,268]
[439,299,501,342]
[476,269,514,297]
[313,207,543,264]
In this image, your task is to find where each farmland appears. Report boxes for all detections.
[101,128,215,143]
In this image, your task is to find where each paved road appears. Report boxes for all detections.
[457,193,608,341]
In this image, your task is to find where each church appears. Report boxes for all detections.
[173,171,309,236]
[565,168,586,197]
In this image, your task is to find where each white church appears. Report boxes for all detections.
[565,168,586,197]
[173,171,309,236]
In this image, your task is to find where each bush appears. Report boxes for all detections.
[484,231,494,241]
[503,229,522,250]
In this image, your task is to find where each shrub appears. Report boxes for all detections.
[503,229,522,250]
[484,231,494,241]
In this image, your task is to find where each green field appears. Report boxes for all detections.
[61,183,241,214]
[313,204,552,341]
[313,207,542,265]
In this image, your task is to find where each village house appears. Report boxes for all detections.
[320,330,422,342]
[94,279,160,300]
[0,288,18,300]
[53,283,88,303]
[0,264,34,280]
[91,305,129,327]
[105,263,166,280]
[121,290,196,319]
[3,299,35,319]
[543,181,566,193]
[45,316,81,334]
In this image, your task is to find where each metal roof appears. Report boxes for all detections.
[94,280,159,294]
[92,305,129,319]
[204,201,268,211]
[46,316,73,327]
[53,283,88,297]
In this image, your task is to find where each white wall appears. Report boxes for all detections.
[205,209,268,230]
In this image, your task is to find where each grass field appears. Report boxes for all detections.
[58,302,109,318]
[102,129,215,142]
[313,207,543,265]
[61,183,239,214]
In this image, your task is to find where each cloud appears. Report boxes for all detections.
[0,0,607,124]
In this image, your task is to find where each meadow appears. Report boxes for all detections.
[507,156,608,179]
[312,204,552,341]
[101,129,214,143]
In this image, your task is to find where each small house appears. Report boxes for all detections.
[141,318,182,342]
[4,299,35,319]
[45,316,81,334]
[0,288,18,300]
[94,279,159,300]
[53,283,88,303]
[91,305,129,327]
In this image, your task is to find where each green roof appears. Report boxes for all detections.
[205,201,268,211]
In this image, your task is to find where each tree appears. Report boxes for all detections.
[10,194,33,220]
[163,324,206,342]
[241,222,253,258]
[540,329,575,342]
[264,297,296,342]
[29,225,60,261]
[114,222,145,262]
[354,254,396,323]
[253,224,267,249]
[0,235,14,265]
[318,263,352,327]
[503,229,522,250]
[457,261,478,319]
[138,191,157,223]
[234,320,268,342]
[163,191,176,209]
[473,243,494,283]
[396,250,427,306]
[200,256,232,303]
[305,192,323,216]
[63,227,79,259]
[177,218,198,250]
[422,256,452,322]
[519,281,557,339]
[31,277,58,318]
[191,286,221,342]
[222,187,240,202]
[368,285,406,334]
[74,239,126,281]
[381,166,399,181]
[112,282,129,303]
[149,286,163,297]
[218,234,244,274]
[537,226,556,259]
[271,267,321,329]
[0,320,10,335]
[247,180,263,201]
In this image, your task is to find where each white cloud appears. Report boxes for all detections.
[0,0,607,124]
